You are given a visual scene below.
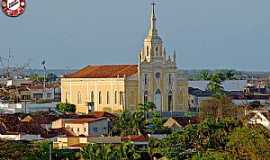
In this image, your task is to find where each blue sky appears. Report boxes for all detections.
[0,0,270,71]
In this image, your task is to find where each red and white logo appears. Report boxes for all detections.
[2,0,26,17]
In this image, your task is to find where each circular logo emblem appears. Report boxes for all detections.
[2,0,26,17]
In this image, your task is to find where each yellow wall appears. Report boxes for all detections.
[61,77,133,113]
[61,75,188,114]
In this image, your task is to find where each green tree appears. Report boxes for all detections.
[199,70,211,80]
[207,73,225,98]
[29,73,43,82]
[199,97,242,121]
[224,70,236,80]
[113,111,136,136]
[138,102,156,121]
[226,126,270,160]
[47,73,57,82]
[192,151,231,160]
[148,112,164,133]
[81,142,140,160]
[56,103,76,113]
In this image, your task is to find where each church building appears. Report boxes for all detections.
[61,4,189,114]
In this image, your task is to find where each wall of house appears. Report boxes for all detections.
[89,119,108,136]
[0,134,41,141]
[52,119,65,129]
[64,122,88,136]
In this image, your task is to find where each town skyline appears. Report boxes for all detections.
[1,0,270,71]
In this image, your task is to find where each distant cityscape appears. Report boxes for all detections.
[1,3,270,160]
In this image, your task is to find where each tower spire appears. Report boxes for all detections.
[148,2,158,36]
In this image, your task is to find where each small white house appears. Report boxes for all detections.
[248,110,270,130]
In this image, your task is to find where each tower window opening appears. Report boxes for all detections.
[144,74,148,85]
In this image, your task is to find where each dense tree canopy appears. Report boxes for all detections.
[56,103,76,113]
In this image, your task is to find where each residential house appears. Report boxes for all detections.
[53,135,148,150]
[248,109,270,130]
[163,117,182,130]
[52,117,109,136]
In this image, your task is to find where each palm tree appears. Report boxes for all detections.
[200,70,210,80]
[80,143,97,160]
[138,102,156,121]
[207,73,225,98]
[133,110,145,135]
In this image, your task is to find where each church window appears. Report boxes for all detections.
[156,47,159,56]
[115,91,117,104]
[99,91,102,104]
[90,91,94,102]
[169,74,172,85]
[77,92,82,104]
[147,46,149,56]
[107,91,110,104]
[155,89,162,112]
[168,91,173,111]
[144,91,148,104]
[120,91,124,105]
[155,72,160,79]
[144,74,148,85]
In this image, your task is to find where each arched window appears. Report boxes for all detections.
[114,91,117,104]
[169,74,172,85]
[147,46,149,56]
[155,89,162,112]
[155,72,161,80]
[168,91,173,111]
[107,91,110,104]
[90,91,94,102]
[77,92,82,104]
[98,91,102,104]
[156,47,159,56]
[119,91,124,105]
[144,74,148,85]
[144,91,148,104]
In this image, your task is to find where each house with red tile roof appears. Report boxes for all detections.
[52,116,109,137]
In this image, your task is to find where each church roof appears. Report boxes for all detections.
[64,65,138,78]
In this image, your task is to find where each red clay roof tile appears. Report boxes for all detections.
[64,65,138,78]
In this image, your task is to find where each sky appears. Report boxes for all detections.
[0,0,270,71]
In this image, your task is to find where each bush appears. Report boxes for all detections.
[56,103,76,113]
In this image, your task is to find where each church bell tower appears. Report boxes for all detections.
[138,3,179,113]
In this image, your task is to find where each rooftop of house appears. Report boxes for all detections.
[63,65,138,78]
[188,87,212,97]
[64,117,108,124]
[173,116,200,127]
[163,117,182,129]
[188,80,248,92]
[61,112,117,120]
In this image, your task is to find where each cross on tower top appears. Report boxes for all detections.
[151,2,156,16]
